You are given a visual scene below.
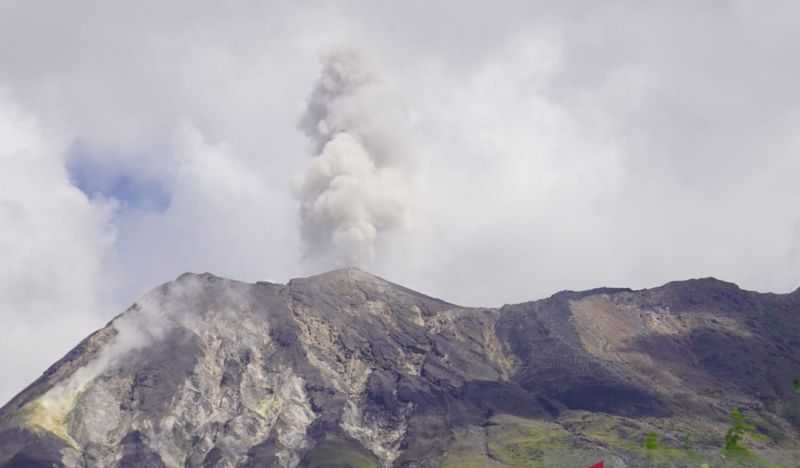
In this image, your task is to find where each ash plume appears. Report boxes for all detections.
[296,50,413,267]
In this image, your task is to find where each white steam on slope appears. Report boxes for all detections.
[296,50,415,267]
[22,274,242,425]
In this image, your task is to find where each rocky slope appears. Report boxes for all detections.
[1,269,800,467]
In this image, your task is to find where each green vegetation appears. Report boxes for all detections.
[450,413,721,467]
[793,378,800,395]
[559,412,723,466]
[723,408,756,454]
[438,411,791,467]
[642,432,659,450]
[440,451,498,468]
[440,426,501,468]
[719,409,781,468]
[486,416,573,467]
[300,435,379,468]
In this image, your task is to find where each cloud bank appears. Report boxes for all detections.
[0,90,114,402]
[0,1,799,404]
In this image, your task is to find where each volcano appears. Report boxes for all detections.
[1,268,799,467]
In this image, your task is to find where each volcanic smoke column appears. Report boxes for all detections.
[296,50,413,267]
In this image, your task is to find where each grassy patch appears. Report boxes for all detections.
[441,426,499,468]
[559,412,727,466]
[301,435,380,468]
[486,415,573,467]
[441,452,499,468]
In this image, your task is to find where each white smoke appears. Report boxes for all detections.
[20,274,252,424]
[296,50,414,267]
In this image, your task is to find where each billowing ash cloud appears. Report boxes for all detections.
[296,50,414,267]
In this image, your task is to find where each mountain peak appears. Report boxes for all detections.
[3,271,800,467]
[660,276,741,290]
[294,266,384,284]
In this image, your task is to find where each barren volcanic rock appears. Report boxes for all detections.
[1,269,800,467]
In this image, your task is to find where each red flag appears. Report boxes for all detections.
[589,461,604,468]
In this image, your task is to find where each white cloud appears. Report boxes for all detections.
[0,1,799,401]
[0,89,113,404]
[104,124,302,305]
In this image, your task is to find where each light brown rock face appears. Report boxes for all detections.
[1,270,800,467]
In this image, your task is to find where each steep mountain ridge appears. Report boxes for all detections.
[1,269,799,467]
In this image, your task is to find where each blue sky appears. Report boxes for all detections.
[67,145,171,213]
